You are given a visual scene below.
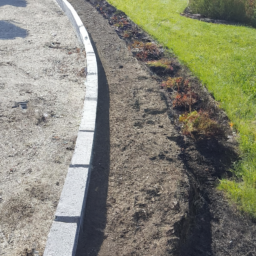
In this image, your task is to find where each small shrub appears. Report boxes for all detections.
[113,17,130,27]
[123,30,131,38]
[146,59,174,74]
[131,41,161,60]
[136,51,148,60]
[173,91,198,111]
[179,110,221,137]
[161,77,176,89]
[147,59,173,69]
[161,77,189,91]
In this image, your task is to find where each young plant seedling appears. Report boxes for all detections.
[130,41,161,60]
[146,59,174,75]
[173,91,198,112]
[179,110,221,138]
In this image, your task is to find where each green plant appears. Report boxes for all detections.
[179,110,220,137]
[147,59,173,70]
[173,91,198,111]
[161,77,175,89]
[131,41,160,60]
[123,30,131,38]
[161,77,189,91]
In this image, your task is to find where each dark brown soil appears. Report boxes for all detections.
[68,0,256,255]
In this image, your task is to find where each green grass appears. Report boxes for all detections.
[107,0,256,218]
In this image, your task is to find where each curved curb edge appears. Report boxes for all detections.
[44,1,98,255]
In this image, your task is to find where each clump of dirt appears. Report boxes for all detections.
[69,0,256,255]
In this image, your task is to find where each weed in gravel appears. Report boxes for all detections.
[179,110,221,137]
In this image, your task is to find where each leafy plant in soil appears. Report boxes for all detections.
[173,91,198,112]
[113,18,130,28]
[109,14,142,40]
[146,59,174,74]
[123,30,131,38]
[179,110,221,138]
[161,77,190,91]
[130,41,161,60]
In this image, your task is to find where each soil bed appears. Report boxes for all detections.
[69,0,256,255]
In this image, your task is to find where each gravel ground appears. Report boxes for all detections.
[0,0,86,255]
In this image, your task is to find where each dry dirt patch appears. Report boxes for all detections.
[0,0,86,255]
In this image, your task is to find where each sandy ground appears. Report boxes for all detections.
[0,0,86,255]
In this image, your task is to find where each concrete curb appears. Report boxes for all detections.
[44,1,98,255]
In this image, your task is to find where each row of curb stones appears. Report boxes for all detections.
[44,0,98,255]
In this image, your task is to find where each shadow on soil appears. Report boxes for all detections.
[0,21,28,40]
[171,133,239,255]
[0,0,27,7]
[178,171,214,256]
[75,33,110,256]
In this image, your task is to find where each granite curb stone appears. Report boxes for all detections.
[44,0,98,255]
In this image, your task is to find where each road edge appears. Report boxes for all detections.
[44,1,98,255]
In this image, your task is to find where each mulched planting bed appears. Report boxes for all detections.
[69,0,256,255]
[91,0,237,181]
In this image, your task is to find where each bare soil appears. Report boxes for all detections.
[68,0,256,256]
[0,1,86,255]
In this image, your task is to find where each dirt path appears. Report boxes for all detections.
[0,1,86,255]
[69,1,256,256]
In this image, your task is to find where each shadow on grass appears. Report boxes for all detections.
[75,33,110,256]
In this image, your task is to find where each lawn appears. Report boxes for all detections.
[107,0,256,218]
